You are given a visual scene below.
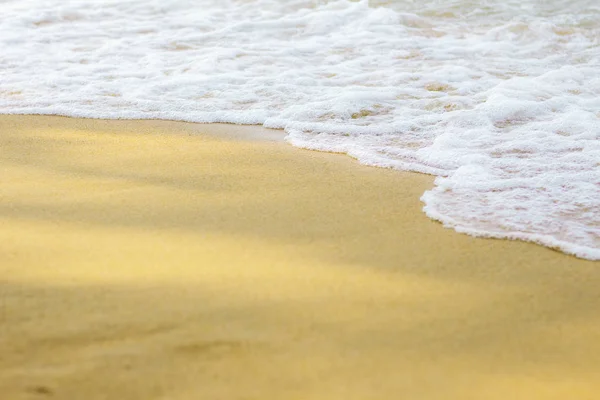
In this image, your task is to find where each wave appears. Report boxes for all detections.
[2,0,599,259]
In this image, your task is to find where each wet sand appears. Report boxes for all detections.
[1,115,599,400]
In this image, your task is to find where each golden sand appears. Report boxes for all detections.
[1,115,599,400]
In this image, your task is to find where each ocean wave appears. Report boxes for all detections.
[2,0,599,259]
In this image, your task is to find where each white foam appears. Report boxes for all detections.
[1,0,599,260]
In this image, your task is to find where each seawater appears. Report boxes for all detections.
[1,0,599,260]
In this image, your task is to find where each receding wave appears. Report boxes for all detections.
[2,0,599,259]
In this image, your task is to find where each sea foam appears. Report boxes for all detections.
[1,0,599,260]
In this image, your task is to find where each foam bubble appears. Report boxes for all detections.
[1,0,599,259]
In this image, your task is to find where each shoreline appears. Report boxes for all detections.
[1,115,599,399]
[5,113,597,261]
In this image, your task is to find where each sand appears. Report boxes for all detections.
[1,115,599,400]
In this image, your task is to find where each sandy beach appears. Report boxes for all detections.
[1,115,599,400]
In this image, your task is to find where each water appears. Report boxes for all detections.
[1,0,599,260]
